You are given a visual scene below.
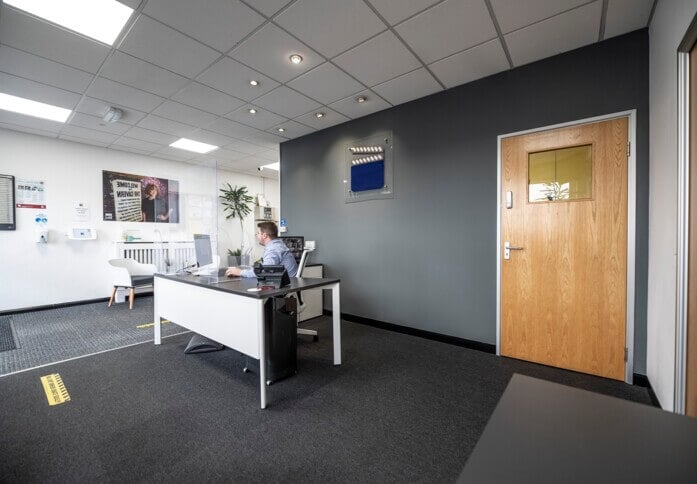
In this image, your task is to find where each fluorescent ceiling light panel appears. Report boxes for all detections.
[0,92,71,122]
[170,138,218,154]
[5,0,134,45]
[261,162,279,171]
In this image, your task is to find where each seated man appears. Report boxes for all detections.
[225,221,298,278]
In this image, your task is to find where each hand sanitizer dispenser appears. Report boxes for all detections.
[36,228,48,243]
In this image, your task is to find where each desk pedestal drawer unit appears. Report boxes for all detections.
[154,273,341,408]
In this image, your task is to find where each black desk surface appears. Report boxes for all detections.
[458,374,697,484]
[155,272,339,299]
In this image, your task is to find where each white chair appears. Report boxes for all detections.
[295,249,318,341]
[108,258,156,309]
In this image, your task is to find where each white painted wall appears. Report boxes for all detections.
[0,129,278,312]
[647,0,697,410]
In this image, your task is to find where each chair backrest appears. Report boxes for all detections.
[296,249,312,277]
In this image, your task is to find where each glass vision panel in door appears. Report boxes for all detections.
[528,144,592,202]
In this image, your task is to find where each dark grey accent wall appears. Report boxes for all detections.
[281,30,649,374]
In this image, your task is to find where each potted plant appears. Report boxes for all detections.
[219,183,253,266]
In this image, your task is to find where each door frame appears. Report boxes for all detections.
[496,110,637,383]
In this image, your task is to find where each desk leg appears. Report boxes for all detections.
[331,282,341,365]
[257,300,267,409]
[153,284,161,345]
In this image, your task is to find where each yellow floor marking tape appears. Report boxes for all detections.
[40,373,71,406]
[136,319,170,329]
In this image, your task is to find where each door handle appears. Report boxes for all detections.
[504,241,524,260]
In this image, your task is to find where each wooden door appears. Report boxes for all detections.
[687,44,697,416]
[501,118,628,380]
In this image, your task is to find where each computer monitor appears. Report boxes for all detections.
[280,235,304,263]
[193,234,213,269]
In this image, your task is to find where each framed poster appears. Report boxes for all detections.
[0,174,16,230]
[102,170,179,223]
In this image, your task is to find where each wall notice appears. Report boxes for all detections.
[16,179,46,209]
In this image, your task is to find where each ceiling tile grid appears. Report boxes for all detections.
[0,0,654,174]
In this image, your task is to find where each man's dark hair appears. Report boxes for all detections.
[257,221,278,238]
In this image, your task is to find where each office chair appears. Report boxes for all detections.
[107,258,156,309]
[295,249,318,341]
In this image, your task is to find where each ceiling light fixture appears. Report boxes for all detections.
[356,95,367,103]
[315,112,325,118]
[170,138,218,154]
[277,127,285,132]
[103,107,123,123]
[261,162,280,171]
[0,92,71,122]
[248,108,257,114]
[289,54,303,64]
[5,0,134,46]
[249,80,259,86]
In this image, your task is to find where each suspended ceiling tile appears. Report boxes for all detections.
[243,130,288,146]
[368,0,442,26]
[0,45,94,94]
[118,15,220,78]
[68,112,131,135]
[295,107,349,129]
[204,147,248,161]
[109,144,152,156]
[153,146,198,161]
[505,1,602,67]
[253,86,321,119]
[151,101,218,127]
[123,126,179,145]
[59,134,111,148]
[0,111,64,133]
[246,0,294,17]
[268,120,315,139]
[275,0,386,58]
[143,0,265,52]
[100,51,189,98]
[60,125,120,144]
[137,114,197,138]
[371,68,441,106]
[224,138,269,154]
[75,97,147,125]
[229,24,323,83]
[255,148,280,162]
[197,57,279,101]
[86,77,165,112]
[429,38,509,89]
[111,136,162,153]
[206,117,270,143]
[226,105,287,130]
[188,130,238,149]
[287,62,365,105]
[117,0,141,9]
[333,31,422,87]
[396,0,497,64]
[0,6,110,73]
[490,0,589,34]
[604,0,653,40]
[0,122,59,138]
[171,82,245,116]
[328,90,390,119]
[0,72,81,109]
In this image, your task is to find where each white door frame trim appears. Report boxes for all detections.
[496,110,637,384]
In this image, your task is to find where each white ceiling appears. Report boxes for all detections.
[0,0,655,178]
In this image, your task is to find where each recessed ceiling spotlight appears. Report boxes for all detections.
[356,95,367,103]
[248,108,257,114]
[315,112,325,118]
[249,80,259,86]
[289,54,303,64]
[277,127,285,132]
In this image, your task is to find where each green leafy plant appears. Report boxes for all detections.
[219,183,253,255]
[227,248,242,257]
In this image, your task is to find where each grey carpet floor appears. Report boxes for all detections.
[0,311,652,483]
[0,296,187,375]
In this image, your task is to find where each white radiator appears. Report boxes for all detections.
[115,241,195,273]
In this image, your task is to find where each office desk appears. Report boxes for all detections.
[153,273,341,409]
[458,374,697,483]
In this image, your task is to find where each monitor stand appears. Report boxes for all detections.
[183,333,224,354]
